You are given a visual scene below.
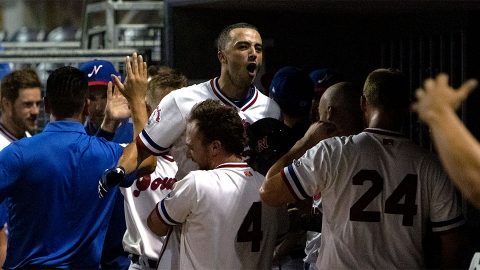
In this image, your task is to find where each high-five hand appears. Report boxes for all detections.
[112,52,148,104]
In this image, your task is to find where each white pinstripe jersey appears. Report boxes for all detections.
[120,154,177,260]
[282,128,465,269]
[156,162,280,270]
[137,77,281,179]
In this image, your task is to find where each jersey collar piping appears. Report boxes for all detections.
[216,162,249,169]
[210,77,258,111]
[0,122,19,142]
[364,128,406,138]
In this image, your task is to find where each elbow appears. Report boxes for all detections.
[259,186,285,207]
[147,212,168,237]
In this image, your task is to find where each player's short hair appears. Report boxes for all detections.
[146,68,188,108]
[188,99,245,155]
[46,66,88,118]
[1,69,41,102]
[217,22,258,51]
[363,68,410,111]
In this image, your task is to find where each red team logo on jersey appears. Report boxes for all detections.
[244,170,253,177]
[133,174,177,197]
[148,108,162,125]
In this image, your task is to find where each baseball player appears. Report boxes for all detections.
[99,23,280,191]
[120,71,187,269]
[262,68,466,269]
[0,69,42,266]
[147,99,280,269]
[79,59,131,269]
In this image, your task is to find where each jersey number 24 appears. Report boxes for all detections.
[349,169,418,226]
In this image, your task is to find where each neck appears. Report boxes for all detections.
[366,109,403,132]
[50,113,84,123]
[210,153,243,169]
[0,116,25,139]
[217,73,251,100]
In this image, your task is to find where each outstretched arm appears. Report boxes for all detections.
[111,52,155,175]
[412,74,480,206]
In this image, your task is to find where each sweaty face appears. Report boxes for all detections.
[222,28,263,88]
[186,121,212,170]
[87,86,107,128]
[5,87,42,136]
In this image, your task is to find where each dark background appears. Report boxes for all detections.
[163,0,480,266]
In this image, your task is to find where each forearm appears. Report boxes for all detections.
[261,140,311,206]
[129,99,148,138]
[428,109,480,207]
[266,139,312,180]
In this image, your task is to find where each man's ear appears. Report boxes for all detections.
[360,95,367,112]
[0,97,10,113]
[217,50,226,64]
[210,140,222,156]
[327,106,334,122]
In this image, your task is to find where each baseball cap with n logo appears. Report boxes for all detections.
[79,59,120,86]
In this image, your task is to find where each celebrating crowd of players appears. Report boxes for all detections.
[0,22,477,269]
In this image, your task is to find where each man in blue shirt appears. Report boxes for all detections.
[79,59,132,269]
[0,66,124,269]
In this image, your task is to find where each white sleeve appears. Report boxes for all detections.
[282,141,332,200]
[157,173,197,226]
[138,92,186,155]
[428,159,465,232]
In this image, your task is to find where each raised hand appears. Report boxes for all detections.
[298,121,338,150]
[112,52,148,104]
[100,81,131,133]
[412,73,477,124]
[105,80,130,120]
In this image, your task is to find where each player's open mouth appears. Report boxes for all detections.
[247,63,257,77]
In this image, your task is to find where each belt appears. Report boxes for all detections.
[129,254,158,269]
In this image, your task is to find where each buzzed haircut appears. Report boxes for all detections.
[363,68,410,111]
[217,22,258,51]
[324,82,364,133]
[46,66,88,118]
[188,99,245,155]
[147,68,188,108]
[1,69,41,102]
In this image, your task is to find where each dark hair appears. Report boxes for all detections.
[147,68,188,108]
[1,69,41,102]
[46,66,88,118]
[188,99,245,155]
[217,22,258,51]
[363,68,410,111]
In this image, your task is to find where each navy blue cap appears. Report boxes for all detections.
[269,66,314,116]
[79,59,120,86]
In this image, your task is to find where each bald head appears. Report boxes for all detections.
[318,82,364,135]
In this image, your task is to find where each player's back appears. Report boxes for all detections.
[311,128,464,269]
[179,164,278,270]
[0,121,123,269]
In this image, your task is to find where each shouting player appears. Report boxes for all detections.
[261,68,466,269]
[99,22,280,194]
[147,99,280,269]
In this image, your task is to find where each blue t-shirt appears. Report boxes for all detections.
[0,121,123,269]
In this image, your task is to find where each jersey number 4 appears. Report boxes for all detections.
[349,169,418,226]
[236,202,263,252]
